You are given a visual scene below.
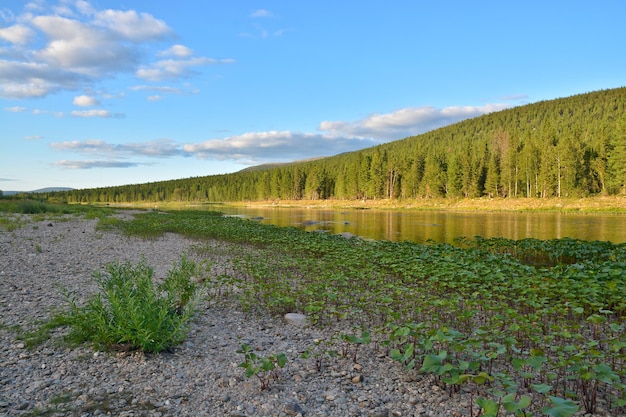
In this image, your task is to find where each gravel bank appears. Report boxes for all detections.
[0,213,602,417]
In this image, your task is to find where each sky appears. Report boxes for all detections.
[1,1,625,192]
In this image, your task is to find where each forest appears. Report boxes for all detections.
[47,87,626,204]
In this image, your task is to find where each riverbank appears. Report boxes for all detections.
[224,196,626,213]
[0,213,473,417]
[2,211,621,416]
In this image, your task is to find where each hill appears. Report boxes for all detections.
[3,187,74,196]
[51,87,626,204]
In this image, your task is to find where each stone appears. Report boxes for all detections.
[351,375,363,383]
[284,401,304,416]
[284,313,307,326]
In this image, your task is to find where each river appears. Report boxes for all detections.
[215,206,626,244]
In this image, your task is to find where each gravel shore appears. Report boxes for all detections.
[0,213,603,417]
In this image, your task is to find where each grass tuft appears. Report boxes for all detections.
[60,257,203,353]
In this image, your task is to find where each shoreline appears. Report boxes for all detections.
[216,196,626,213]
[101,196,626,213]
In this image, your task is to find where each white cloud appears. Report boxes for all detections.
[0,2,228,99]
[4,105,27,112]
[24,135,43,140]
[319,104,509,140]
[251,9,273,18]
[51,138,182,158]
[32,108,64,117]
[92,9,172,42]
[183,131,378,163]
[130,85,183,94]
[137,57,233,81]
[53,160,142,169]
[0,24,34,44]
[71,109,123,118]
[147,94,161,101]
[31,15,140,75]
[158,44,193,58]
[72,94,99,106]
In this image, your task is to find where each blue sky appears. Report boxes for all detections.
[1,1,625,191]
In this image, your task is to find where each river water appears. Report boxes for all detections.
[215,206,626,244]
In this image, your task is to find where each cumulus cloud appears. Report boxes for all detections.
[319,104,509,140]
[72,94,99,106]
[158,44,193,58]
[53,160,142,169]
[0,1,232,98]
[50,138,183,158]
[0,24,34,44]
[136,57,233,82]
[183,131,378,163]
[91,9,172,42]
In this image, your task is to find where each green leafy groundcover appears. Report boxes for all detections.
[109,210,626,416]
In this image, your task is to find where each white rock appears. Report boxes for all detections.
[284,313,307,326]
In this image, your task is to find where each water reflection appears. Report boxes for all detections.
[217,206,626,244]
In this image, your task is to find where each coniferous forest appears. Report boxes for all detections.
[51,88,626,204]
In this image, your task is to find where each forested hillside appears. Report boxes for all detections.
[54,87,626,204]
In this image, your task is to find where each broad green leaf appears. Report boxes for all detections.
[476,397,499,417]
[276,353,288,368]
[531,383,552,394]
[541,396,578,417]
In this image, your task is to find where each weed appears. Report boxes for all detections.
[60,257,203,353]
[237,343,288,390]
[49,391,73,405]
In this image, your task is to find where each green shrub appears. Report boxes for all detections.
[17,200,56,214]
[62,257,202,353]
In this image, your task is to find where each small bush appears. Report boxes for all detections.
[17,200,59,214]
[62,257,202,353]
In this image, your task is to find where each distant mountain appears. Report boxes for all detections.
[239,157,328,172]
[3,187,74,195]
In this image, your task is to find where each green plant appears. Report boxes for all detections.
[158,255,204,313]
[49,391,73,405]
[237,343,288,390]
[341,330,371,362]
[61,257,202,353]
[16,315,70,349]
[301,337,338,372]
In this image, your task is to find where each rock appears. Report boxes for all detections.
[284,401,304,416]
[351,375,363,383]
[284,313,307,326]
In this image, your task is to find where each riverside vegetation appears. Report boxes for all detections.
[3,201,626,416]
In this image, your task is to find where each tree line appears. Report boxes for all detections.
[48,87,626,204]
